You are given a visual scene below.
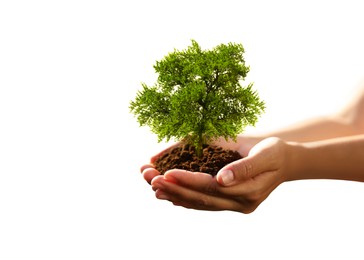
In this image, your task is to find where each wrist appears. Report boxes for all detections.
[284,141,308,181]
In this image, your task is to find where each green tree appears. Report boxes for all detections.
[130,40,265,156]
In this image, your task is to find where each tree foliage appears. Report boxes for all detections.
[130,40,265,156]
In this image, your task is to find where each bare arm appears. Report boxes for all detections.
[250,84,364,142]
[258,115,362,142]
[288,134,364,182]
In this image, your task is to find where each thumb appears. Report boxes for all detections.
[216,157,258,186]
[216,138,281,186]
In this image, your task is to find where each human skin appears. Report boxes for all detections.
[141,82,364,213]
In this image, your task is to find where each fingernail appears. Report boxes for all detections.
[156,191,170,201]
[219,169,234,185]
[164,173,177,183]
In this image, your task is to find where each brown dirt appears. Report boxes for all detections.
[154,143,242,176]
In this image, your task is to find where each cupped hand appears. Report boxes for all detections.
[140,135,259,184]
[141,137,291,213]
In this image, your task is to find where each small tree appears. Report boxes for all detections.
[130,40,265,156]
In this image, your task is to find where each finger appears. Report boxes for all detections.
[229,169,281,196]
[216,140,280,187]
[142,167,161,184]
[216,169,284,214]
[152,178,248,212]
[163,169,218,194]
[163,169,273,202]
[212,136,256,157]
[216,157,268,187]
[140,164,154,173]
[150,142,181,163]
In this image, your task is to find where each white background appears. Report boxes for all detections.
[1,0,364,259]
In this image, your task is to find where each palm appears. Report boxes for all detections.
[212,136,259,157]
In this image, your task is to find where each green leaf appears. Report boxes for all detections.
[129,40,265,155]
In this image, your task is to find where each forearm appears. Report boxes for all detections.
[288,134,364,182]
[259,115,362,142]
[256,85,364,142]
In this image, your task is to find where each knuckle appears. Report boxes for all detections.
[234,190,261,214]
[246,189,261,203]
[243,161,254,178]
[240,205,257,214]
[205,181,218,195]
[231,160,253,180]
[195,195,211,208]
[236,198,259,214]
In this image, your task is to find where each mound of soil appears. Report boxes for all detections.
[154,143,242,176]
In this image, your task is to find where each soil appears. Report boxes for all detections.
[154,143,242,176]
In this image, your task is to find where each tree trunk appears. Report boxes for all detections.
[196,132,204,158]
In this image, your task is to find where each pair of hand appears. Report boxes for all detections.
[141,137,291,213]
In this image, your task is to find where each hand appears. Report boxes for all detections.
[144,137,292,213]
[140,135,260,184]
